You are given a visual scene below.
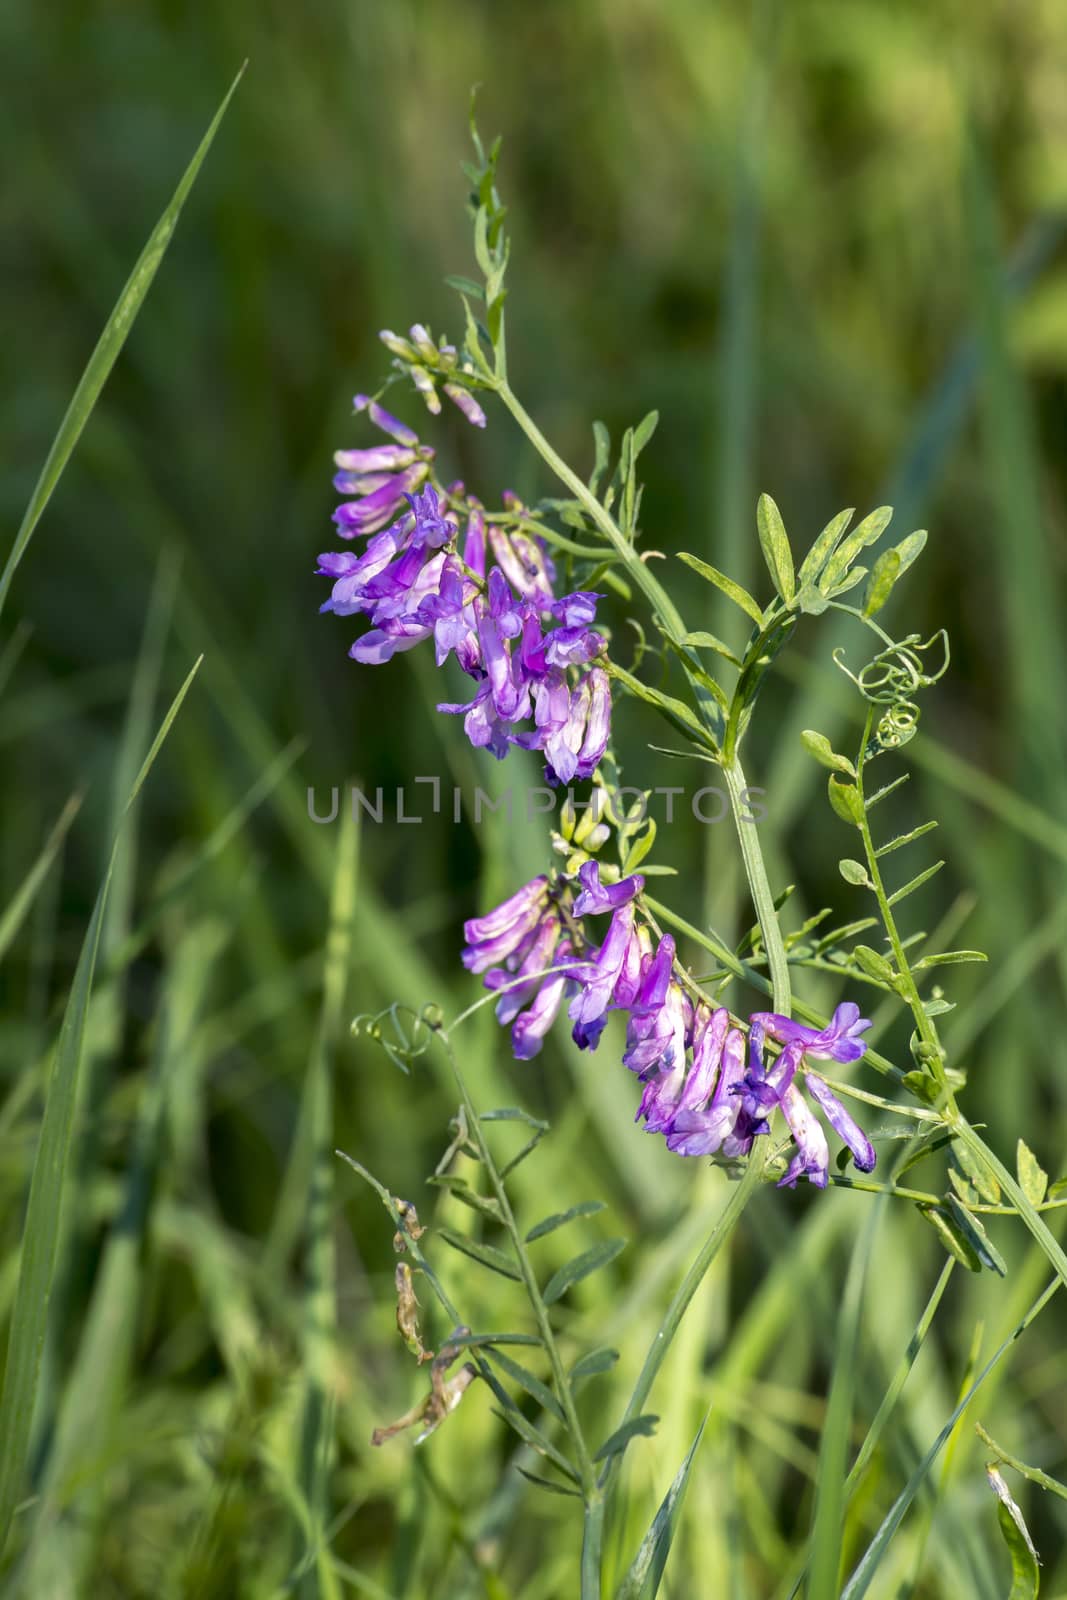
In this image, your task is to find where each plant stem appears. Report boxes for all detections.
[723,756,790,1014]
[438,1037,600,1513]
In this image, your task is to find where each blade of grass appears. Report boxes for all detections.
[0,68,245,622]
[0,656,202,1555]
[0,792,82,966]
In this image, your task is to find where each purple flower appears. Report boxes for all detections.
[571,861,644,917]
[777,1084,831,1189]
[543,591,606,668]
[666,1018,744,1157]
[488,524,555,605]
[623,936,688,1076]
[463,507,487,578]
[756,1002,872,1065]
[416,560,480,670]
[511,941,575,1059]
[331,397,434,538]
[437,682,514,760]
[486,909,563,1024]
[405,484,457,549]
[443,383,487,428]
[732,1009,877,1186]
[568,904,636,1036]
[805,1073,877,1174]
[527,667,612,786]
[635,986,693,1133]
[462,877,550,973]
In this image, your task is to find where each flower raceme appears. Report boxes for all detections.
[321,375,876,1190]
[461,864,877,1189]
[318,400,611,784]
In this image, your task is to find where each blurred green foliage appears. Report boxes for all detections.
[2,1,1067,1594]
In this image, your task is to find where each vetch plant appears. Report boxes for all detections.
[324,111,1067,1597]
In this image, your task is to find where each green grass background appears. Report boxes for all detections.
[2,1,1067,1595]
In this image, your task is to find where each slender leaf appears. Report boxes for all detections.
[677,552,763,625]
[542,1238,627,1305]
[617,1417,707,1600]
[594,1413,658,1463]
[437,1229,522,1282]
[525,1201,606,1243]
[756,493,795,604]
[0,69,244,621]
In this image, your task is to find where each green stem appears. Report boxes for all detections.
[608,1144,768,1469]
[438,1036,599,1506]
[854,707,945,1073]
[724,756,791,1014]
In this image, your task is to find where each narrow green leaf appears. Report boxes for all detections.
[632,409,660,456]
[756,493,796,604]
[525,1200,606,1243]
[801,729,857,777]
[617,1417,707,1600]
[489,1405,581,1482]
[481,1106,549,1129]
[428,1176,504,1222]
[821,505,894,591]
[593,1413,659,1463]
[542,1237,627,1305]
[839,859,871,887]
[945,1195,1007,1276]
[798,507,854,586]
[892,528,928,577]
[864,773,910,809]
[677,552,763,625]
[1017,1141,1049,1207]
[445,273,485,300]
[437,1229,522,1282]
[826,566,868,596]
[487,1348,564,1422]
[886,861,945,906]
[0,69,244,622]
[606,661,716,749]
[447,1331,542,1350]
[874,820,939,857]
[623,818,658,876]
[0,792,82,965]
[952,1141,1001,1204]
[987,1468,1041,1599]
[862,548,902,617]
[913,949,988,969]
[589,419,612,495]
[681,630,742,666]
[516,1467,581,1498]
[0,660,201,1554]
[919,1204,983,1271]
[570,1347,620,1381]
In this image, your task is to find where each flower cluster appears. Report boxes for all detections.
[462,862,877,1189]
[318,399,612,782]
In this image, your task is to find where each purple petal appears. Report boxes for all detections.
[805,1074,877,1173]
